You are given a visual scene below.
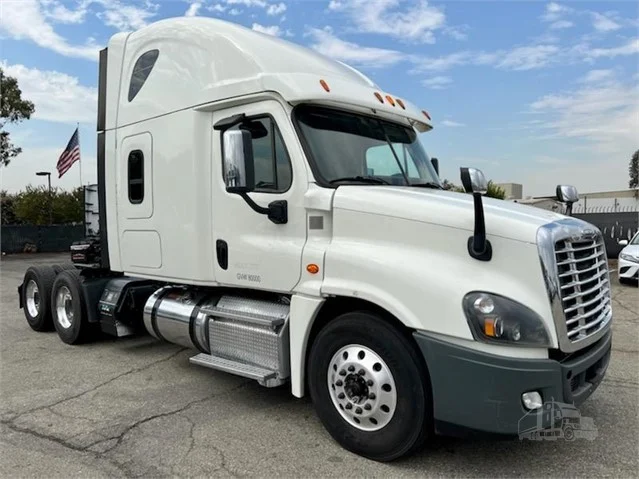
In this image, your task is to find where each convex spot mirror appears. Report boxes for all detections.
[460,167,488,195]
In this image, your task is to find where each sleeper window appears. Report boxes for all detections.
[228,117,292,193]
[128,150,144,203]
[128,50,159,102]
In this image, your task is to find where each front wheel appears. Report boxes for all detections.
[308,311,431,462]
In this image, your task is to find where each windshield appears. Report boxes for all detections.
[294,105,441,187]
[630,232,639,245]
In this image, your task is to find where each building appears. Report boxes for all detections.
[495,183,523,200]
[572,189,639,213]
[513,197,563,213]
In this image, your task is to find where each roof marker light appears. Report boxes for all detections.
[374,92,384,103]
[385,95,396,106]
[320,79,330,92]
[422,110,431,120]
[396,99,406,109]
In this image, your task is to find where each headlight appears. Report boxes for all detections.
[619,252,639,263]
[463,292,551,347]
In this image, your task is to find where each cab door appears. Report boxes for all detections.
[211,100,308,292]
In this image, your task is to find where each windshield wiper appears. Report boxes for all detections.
[412,182,444,190]
[329,176,390,185]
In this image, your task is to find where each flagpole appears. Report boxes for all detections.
[77,122,82,189]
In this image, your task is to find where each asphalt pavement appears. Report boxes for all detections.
[1,253,637,477]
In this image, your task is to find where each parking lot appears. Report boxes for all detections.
[1,253,637,478]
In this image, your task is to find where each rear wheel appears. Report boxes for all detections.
[52,263,77,274]
[51,270,92,344]
[21,266,57,331]
[308,311,431,462]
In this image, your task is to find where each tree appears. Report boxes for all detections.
[0,67,35,167]
[486,181,506,200]
[11,185,84,225]
[441,179,506,199]
[629,149,639,189]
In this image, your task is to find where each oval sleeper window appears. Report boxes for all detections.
[128,49,159,102]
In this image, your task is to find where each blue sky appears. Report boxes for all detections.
[1,0,637,196]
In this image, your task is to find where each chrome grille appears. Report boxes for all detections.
[554,234,611,343]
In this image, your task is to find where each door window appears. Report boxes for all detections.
[227,117,292,193]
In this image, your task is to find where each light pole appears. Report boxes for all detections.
[36,171,52,225]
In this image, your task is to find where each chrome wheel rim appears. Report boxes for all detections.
[327,344,397,432]
[55,286,74,329]
[25,280,40,318]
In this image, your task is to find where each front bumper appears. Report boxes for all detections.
[413,329,611,437]
[618,258,639,280]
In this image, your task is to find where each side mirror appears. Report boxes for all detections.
[556,185,579,216]
[460,167,491,261]
[618,239,629,246]
[223,129,255,193]
[431,157,439,176]
[556,185,579,204]
[460,167,488,194]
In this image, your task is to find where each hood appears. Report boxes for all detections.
[621,244,639,257]
[332,186,566,244]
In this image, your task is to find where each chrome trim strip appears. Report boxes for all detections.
[563,280,609,301]
[558,259,607,278]
[537,218,613,353]
[555,242,604,254]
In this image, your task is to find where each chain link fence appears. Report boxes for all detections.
[1,224,85,254]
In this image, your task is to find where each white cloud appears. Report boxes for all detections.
[97,0,158,31]
[251,23,281,36]
[306,27,404,68]
[441,120,465,127]
[579,69,615,84]
[1,61,97,125]
[541,2,572,22]
[0,0,99,61]
[185,2,202,17]
[228,8,242,15]
[266,2,286,15]
[591,12,621,32]
[226,0,267,7]
[586,38,639,59]
[421,76,452,89]
[549,20,573,29]
[411,44,558,72]
[444,25,469,41]
[496,45,559,71]
[208,3,227,13]
[41,0,90,24]
[329,0,446,43]
[530,76,639,156]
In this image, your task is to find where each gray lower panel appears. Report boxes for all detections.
[413,331,611,436]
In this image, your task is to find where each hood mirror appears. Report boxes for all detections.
[461,167,488,195]
[460,167,492,262]
[556,185,579,216]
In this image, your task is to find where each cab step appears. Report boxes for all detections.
[189,353,282,387]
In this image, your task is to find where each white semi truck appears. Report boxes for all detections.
[18,17,612,461]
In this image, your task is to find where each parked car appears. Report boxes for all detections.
[618,232,639,285]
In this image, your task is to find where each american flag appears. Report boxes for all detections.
[56,127,80,178]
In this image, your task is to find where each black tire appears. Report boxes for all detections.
[21,266,57,331]
[564,425,575,441]
[51,269,92,344]
[52,263,77,274]
[308,311,431,462]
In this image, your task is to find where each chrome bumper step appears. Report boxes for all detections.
[189,353,283,387]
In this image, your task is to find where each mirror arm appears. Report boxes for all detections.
[237,192,288,224]
[468,192,492,261]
